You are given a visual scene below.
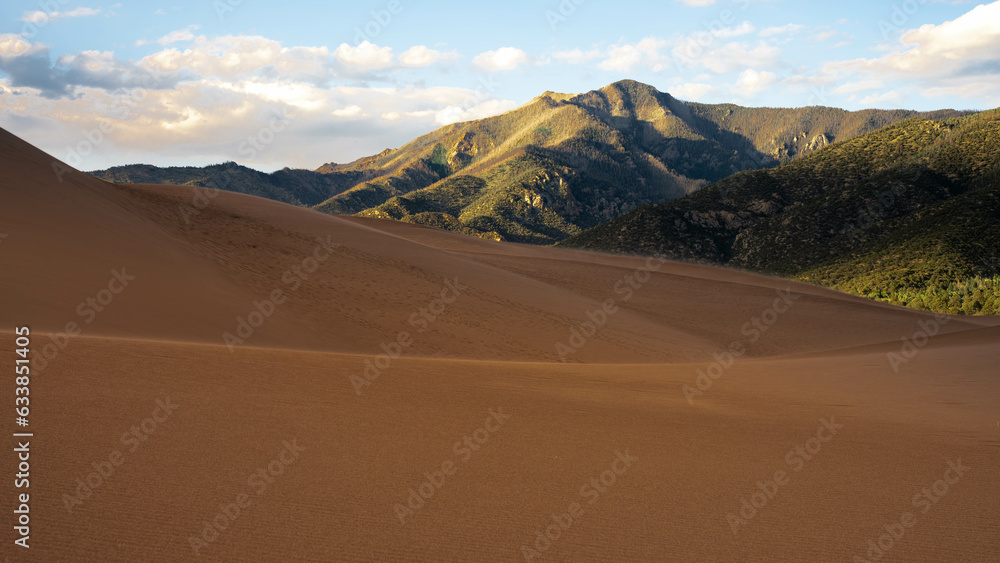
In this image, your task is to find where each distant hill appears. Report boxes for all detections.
[91,80,967,244]
[560,110,1000,314]
[91,161,372,207]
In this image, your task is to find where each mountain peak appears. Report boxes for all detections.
[534,90,575,103]
[599,79,671,103]
[604,78,659,93]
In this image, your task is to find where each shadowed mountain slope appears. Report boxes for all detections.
[561,110,1000,314]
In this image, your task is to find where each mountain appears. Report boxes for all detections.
[91,80,967,244]
[560,110,1000,314]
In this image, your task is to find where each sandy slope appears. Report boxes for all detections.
[1,127,997,561]
[2,334,997,562]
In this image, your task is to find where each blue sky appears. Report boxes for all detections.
[1,0,998,171]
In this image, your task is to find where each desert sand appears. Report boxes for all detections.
[1,126,998,561]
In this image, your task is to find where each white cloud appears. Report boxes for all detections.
[859,91,902,106]
[552,48,601,64]
[759,24,804,37]
[434,99,517,125]
[670,82,716,100]
[672,70,785,102]
[138,35,335,84]
[471,47,530,72]
[674,40,782,74]
[157,27,199,46]
[136,27,201,46]
[598,44,642,72]
[814,30,838,43]
[923,83,994,104]
[153,8,167,16]
[713,21,756,39]
[0,36,183,97]
[134,36,443,82]
[833,80,883,95]
[734,69,777,96]
[598,37,669,72]
[0,35,33,57]
[334,40,393,69]
[399,45,454,67]
[825,1,1000,106]
[832,2,1000,77]
[21,7,100,23]
[220,80,328,111]
[331,105,369,118]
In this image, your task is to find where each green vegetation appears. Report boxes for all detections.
[562,110,1000,315]
[533,126,553,138]
[425,143,452,178]
[893,277,1000,315]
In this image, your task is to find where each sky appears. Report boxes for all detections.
[1,0,998,172]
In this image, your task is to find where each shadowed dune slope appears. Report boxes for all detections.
[0,127,992,364]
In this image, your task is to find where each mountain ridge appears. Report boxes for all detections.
[91,80,972,243]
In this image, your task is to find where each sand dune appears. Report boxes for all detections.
[1,127,997,561]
